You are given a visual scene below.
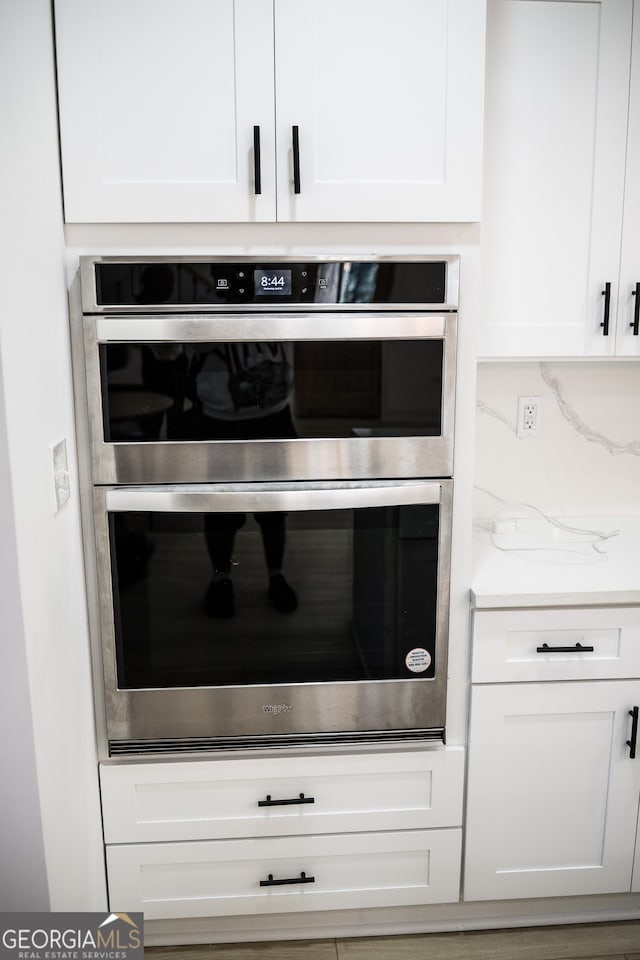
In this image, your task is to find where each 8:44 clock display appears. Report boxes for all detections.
[254,269,292,296]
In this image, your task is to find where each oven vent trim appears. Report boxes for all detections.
[108,728,445,757]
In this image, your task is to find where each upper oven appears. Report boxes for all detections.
[79,256,458,484]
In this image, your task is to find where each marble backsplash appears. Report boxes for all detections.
[474,361,640,522]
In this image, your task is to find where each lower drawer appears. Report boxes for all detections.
[471,607,640,683]
[106,829,462,919]
[100,748,464,843]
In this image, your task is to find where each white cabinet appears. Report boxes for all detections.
[101,747,464,919]
[464,607,640,901]
[54,0,277,223]
[100,749,464,842]
[465,680,640,901]
[106,830,462,920]
[479,0,640,358]
[470,606,640,684]
[273,0,486,223]
[53,0,486,223]
[634,791,640,893]
[618,5,640,356]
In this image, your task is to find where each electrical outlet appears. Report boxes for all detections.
[51,438,71,512]
[517,396,542,438]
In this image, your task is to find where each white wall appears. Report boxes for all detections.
[474,361,640,521]
[0,0,106,909]
[0,360,49,910]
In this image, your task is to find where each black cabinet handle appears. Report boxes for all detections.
[260,871,315,887]
[292,125,301,194]
[632,283,640,336]
[600,282,611,335]
[258,792,315,807]
[253,125,262,195]
[536,642,595,654]
[628,706,639,759]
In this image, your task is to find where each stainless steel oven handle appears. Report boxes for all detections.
[94,313,448,342]
[104,480,446,513]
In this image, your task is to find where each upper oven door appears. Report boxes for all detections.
[83,312,456,484]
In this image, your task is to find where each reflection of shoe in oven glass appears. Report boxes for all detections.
[267,573,298,613]
[204,576,235,618]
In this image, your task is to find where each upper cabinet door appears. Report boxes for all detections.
[617,6,640,358]
[273,0,486,222]
[54,0,276,222]
[479,0,633,358]
[54,0,486,223]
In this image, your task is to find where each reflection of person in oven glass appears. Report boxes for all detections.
[193,342,298,619]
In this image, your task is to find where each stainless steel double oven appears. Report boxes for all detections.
[76,256,458,755]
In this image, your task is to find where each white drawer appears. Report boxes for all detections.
[106,828,462,919]
[100,748,464,843]
[472,607,640,683]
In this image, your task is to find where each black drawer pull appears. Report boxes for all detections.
[600,282,611,335]
[536,642,595,654]
[292,125,301,194]
[253,125,262,195]
[260,871,315,887]
[631,283,640,335]
[628,706,639,760]
[258,792,315,807]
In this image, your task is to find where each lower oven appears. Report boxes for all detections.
[93,479,452,754]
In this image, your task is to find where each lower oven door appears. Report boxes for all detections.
[93,480,452,754]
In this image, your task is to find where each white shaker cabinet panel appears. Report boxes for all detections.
[464,681,640,901]
[479,0,633,357]
[274,0,486,222]
[100,748,465,843]
[106,829,462,919]
[616,6,640,357]
[471,607,640,684]
[54,0,486,223]
[634,792,640,893]
[54,0,277,222]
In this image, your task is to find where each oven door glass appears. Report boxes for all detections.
[109,500,441,690]
[99,339,443,443]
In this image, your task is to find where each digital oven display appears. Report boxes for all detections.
[254,269,292,296]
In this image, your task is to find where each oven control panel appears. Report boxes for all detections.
[88,259,449,310]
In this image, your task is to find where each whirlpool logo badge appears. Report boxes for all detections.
[0,912,144,960]
[263,703,294,715]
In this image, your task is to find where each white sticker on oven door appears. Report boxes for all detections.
[405,648,431,673]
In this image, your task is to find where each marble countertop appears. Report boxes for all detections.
[472,514,640,609]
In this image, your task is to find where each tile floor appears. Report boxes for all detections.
[146,920,640,960]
